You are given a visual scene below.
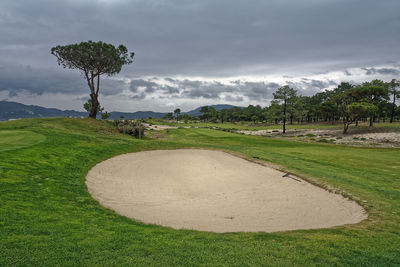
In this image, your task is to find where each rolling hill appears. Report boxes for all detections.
[0,101,241,121]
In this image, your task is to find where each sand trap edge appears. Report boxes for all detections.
[85,148,368,233]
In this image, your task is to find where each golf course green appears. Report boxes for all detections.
[1,118,399,266]
[0,130,45,152]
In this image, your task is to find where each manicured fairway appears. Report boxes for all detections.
[0,118,399,266]
[0,130,45,152]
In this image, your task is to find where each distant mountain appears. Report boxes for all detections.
[0,101,242,121]
[0,101,87,121]
[110,104,242,119]
[185,104,242,116]
[109,111,166,119]
[0,101,166,121]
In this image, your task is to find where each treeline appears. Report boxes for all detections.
[165,79,400,133]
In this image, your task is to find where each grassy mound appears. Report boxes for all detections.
[0,118,399,266]
[0,130,45,152]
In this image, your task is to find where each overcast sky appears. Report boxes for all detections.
[1,0,399,112]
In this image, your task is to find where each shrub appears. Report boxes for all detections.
[297,134,304,137]
[112,119,121,127]
[361,137,366,141]
[336,136,343,140]
[318,138,329,143]
[114,119,144,138]
[353,137,359,140]
[306,133,316,137]
[101,111,110,120]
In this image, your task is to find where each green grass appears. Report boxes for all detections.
[1,118,400,266]
[0,130,46,152]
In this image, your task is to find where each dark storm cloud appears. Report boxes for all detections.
[0,63,127,97]
[225,95,244,102]
[1,0,400,110]
[169,79,280,101]
[1,0,399,77]
[129,79,158,93]
[100,79,127,96]
[362,67,400,76]
[0,64,86,96]
[344,70,352,76]
[163,85,180,94]
[179,80,237,99]
[286,79,337,96]
[7,91,18,98]
[126,78,332,101]
[129,92,146,100]
[129,78,182,98]
[305,79,337,89]
[242,82,280,100]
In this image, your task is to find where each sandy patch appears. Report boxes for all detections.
[338,132,400,144]
[236,128,400,147]
[142,123,178,130]
[86,149,366,233]
[237,129,276,135]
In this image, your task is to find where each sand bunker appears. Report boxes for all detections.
[86,149,366,233]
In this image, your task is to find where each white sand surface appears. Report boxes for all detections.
[86,149,366,233]
[142,123,178,130]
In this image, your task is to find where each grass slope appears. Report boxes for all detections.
[0,118,399,266]
[0,130,45,152]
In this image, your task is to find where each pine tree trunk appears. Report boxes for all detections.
[343,117,351,134]
[343,122,350,134]
[343,123,348,134]
[89,94,99,119]
[283,100,287,134]
[85,72,100,119]
[390,94,396,123]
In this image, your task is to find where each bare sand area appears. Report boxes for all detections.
[236,128,400,147]
[86,149,366,233]
[142,123,178,130]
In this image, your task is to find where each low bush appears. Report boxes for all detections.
[221,128,235,132]
[306,133,316,137]
[113,119,144,138]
